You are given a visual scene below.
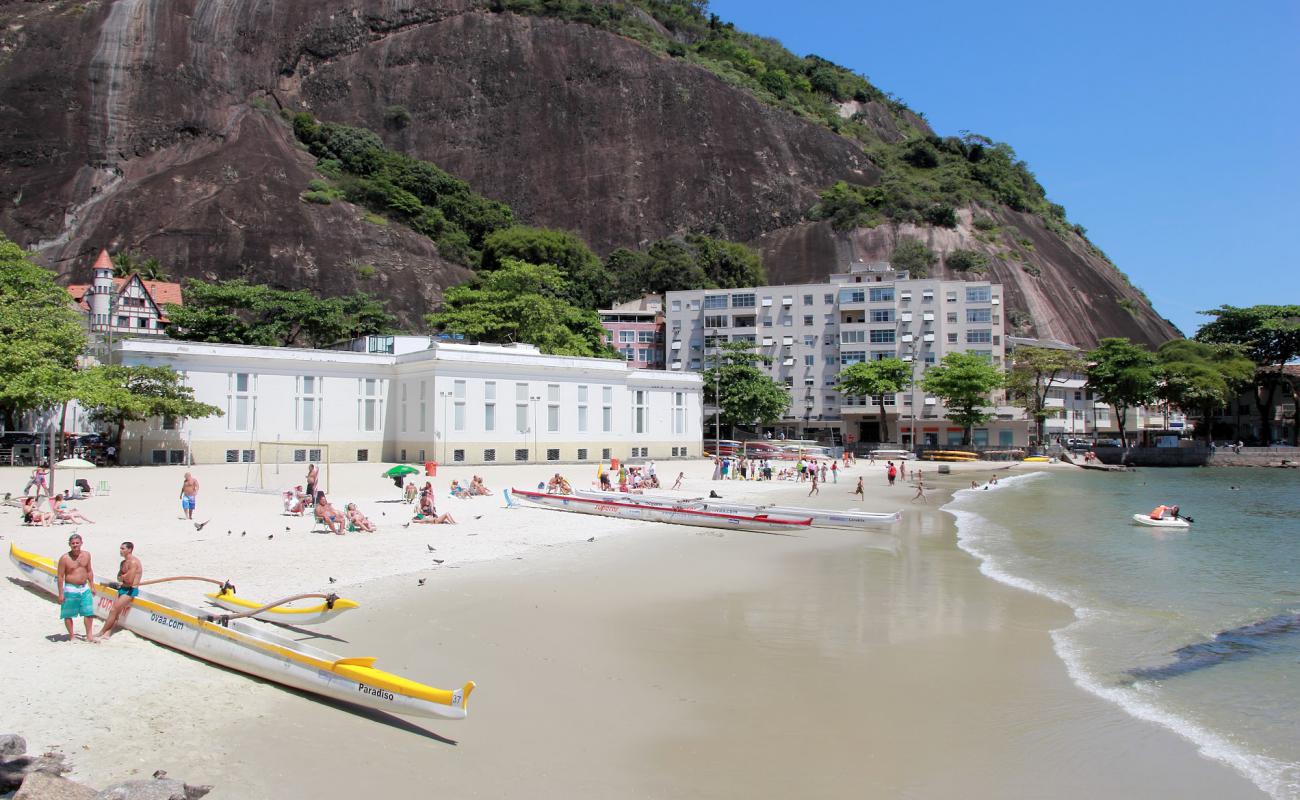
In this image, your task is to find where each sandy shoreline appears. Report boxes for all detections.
[0,458,1263,797]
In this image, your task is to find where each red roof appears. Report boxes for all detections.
[67,275,183,322]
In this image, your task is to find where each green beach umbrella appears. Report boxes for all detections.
[382,465,420,478]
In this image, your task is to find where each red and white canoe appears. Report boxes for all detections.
[510,489,812,533]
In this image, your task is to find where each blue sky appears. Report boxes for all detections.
[706,0,1300,337]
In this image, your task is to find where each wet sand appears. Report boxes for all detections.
[224,476,1263,799]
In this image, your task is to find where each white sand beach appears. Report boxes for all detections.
[0,457,1264,797]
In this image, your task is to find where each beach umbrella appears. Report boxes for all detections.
[55,457,96,469]
[381,465,420,478]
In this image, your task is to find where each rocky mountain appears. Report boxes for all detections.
[0,0,1178,346]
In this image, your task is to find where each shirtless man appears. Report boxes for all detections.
[305,463,319,506]
[100,542,142,639]
[852,477,865,499]
[56,534,96,642]
[179,472,199,520]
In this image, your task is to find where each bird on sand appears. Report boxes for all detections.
[241,531,247,537]
[587,536,596,542]
[417,578,426,586]
[426,544,436,552]
[267,534,274,540]
[401,522,410,528]
[285,526,290,531]
[432,559,444,565]
[328,577,337,584]
[474,515,483,520]
[194,520,211,531]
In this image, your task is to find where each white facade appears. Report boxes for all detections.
[114,337,703,466]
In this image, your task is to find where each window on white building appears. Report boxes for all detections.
[967,308,992,323]
[453,380,466,431]
[229,372,256,432]
[419,381,427,432]
[732,293,756,308]
[966,286,992,303]
[577,385,589,432]
[870,309,895,323]
[868,287,894,302]
[602,386,613,433]
[619,330,636,343]
[547,384,560,432]
[966,329,993,344]
[673,391,686,434]
[358,378,382,432]
[633,390,647,434]
[703,295,728,309]
[516,382,529,434]
[484,381,496,431]
[296,376,321,432]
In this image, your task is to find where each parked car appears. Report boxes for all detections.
[1093,439,1123,447]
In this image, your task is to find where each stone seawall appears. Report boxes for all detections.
[1094,446,1300,468]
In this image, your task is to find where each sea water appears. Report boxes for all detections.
[949,468,1300,799]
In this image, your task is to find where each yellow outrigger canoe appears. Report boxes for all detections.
[9,544,473,720]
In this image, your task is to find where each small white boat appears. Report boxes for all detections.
[204,588,360,626]
[10,544,473,720]
[1131,513,1191,529]
[511,489,812,533]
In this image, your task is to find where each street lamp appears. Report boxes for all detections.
[438,391,452,464]
[711,331,721,447]
[529,395,541,462]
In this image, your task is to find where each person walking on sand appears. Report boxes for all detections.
[831,460,838,483]
[56,533,96,642]
[911,481,927,504]
[852,477,864,499]
[672,471,685,490]
[100,541,142,639]
[887,461,897,486]
[808,472,820,497]
[178,472,199,520]
[23,465,49,498]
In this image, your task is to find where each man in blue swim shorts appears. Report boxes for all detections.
[56,533,96,642]
[178,472,199,520]
[101,541,142,639]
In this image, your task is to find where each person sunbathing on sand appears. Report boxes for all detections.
[345,503,377,532]
[22,495,53,526]
[412,510,456,524]
[283,486,308,516]
[546,473,573,494]
[314,492,345,535]
[51,496,94,524]
[469,475,490,496]
[450,479,471,499]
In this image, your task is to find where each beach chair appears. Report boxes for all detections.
[96,480,111,496]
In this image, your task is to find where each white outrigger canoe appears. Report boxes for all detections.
[511,489,812,533]
[573,489,900,530]
[9,544,473,720]
[203,587,360,626]
[1131,513,1192,529]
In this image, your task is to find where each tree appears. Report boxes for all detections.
[889,238,936,278]
[607,247,656,303]
[686,234,766,289]
[1195,305,1300,444]
[835,359,911,443]
[1155,339,1255,443]
[0,236,86,429]
[426,259,614,358]
[165,280,396,348]
[945,248,989,275]
[702,340,788,435]
[480,226,612,309]
[1005,346,1087,445]
[1085,338,1158,448]
[111,250,169,281]
[921,352,1004,445]
[77,365,223,451]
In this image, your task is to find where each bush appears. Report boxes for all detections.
[973,215,998,231]
[1021,263,1041,277]
[301,191,334,205]
[1006,309,1033,329]
[384,105,413,129]
[890,238,936,278]
[923,203,957,228]
[902,139,940,169]
[946,249,989,274]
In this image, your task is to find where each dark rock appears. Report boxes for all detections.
[14,771,98,800]
[94,777,193,800]
[0,734,26,757]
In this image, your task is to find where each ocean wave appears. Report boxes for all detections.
[945,477,1300,799]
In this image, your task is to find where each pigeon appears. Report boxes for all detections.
[432,559,444,565]
[227,530,232,535]
[328,577,337,584]
[474,515,483,520]
[417,578,426,586]
[152,770,167,780]
[241,531,247,537]
[194,520,211,531]
[401,522,410,528]
[381,512,386,516]
[285,526,290,531]
[267,534,274,540]
[587,536,596,542]
[426,544,436,552]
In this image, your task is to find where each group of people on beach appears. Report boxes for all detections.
[21,493,95,526]
[54,533,141,643]
[711,456,840,484]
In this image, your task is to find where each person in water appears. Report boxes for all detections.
[1149,504,1182,520]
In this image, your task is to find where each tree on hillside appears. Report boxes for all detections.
[77,365,223,451]
[835,359,912,443]
[889,238,936,278]
[610,238,709,300]
[1155,340,1255,443]
[920,352,1004,445]
[686,234,766,289]
[111,250,170,281]
[1085,338,1158,448]
[165,281,396,348]
[1195,305,1300,444]
[702,340,788,437]
[0,236,86,429]
[426,259,613,358]
[480,226,613,309]
[1005,346,1087,445]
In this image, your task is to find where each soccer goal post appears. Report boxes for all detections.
[246,441,331,495]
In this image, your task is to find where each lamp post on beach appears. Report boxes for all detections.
[711,330,721,447]
[529,395,541,462]
[438,390,452,465]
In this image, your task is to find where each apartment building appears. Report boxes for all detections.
[599,295,665,369]
[664,262,1027,448]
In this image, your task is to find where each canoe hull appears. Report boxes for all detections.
[512,489,811,532]
[9,544,471,720]
[1131,514,1191,529]
[572,490,899,529]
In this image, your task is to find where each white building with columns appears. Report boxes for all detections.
[114,335,703,468]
